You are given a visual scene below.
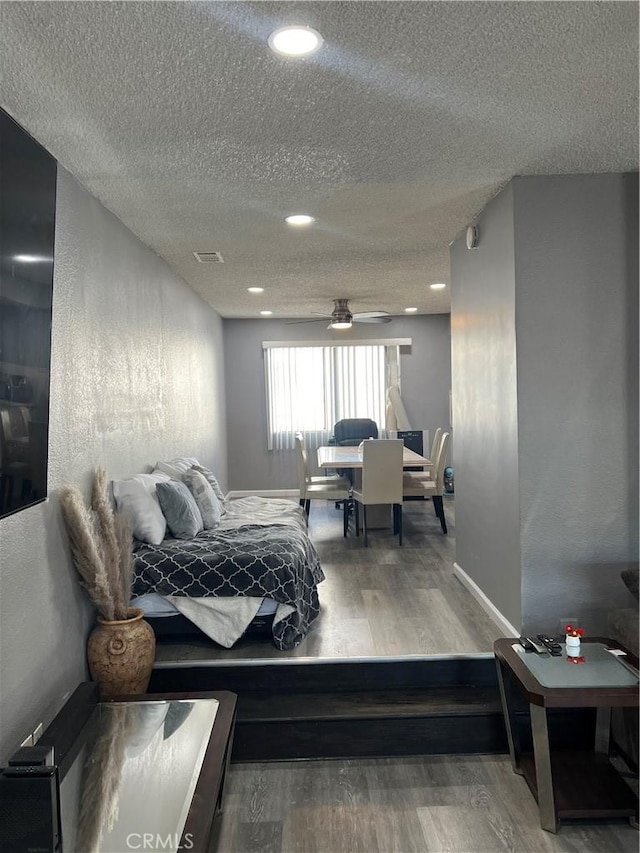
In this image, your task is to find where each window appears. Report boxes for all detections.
[263,342,400,450]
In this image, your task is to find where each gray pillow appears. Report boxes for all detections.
[182,468,222,529]
[191,464,226,512]
[156,480,203,539]
[621,567,639,600]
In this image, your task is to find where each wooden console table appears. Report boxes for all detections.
[37,683,237,851]
[494,638,638,833]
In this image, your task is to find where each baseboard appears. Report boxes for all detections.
[453,562,520,638]
[226,489,299,499]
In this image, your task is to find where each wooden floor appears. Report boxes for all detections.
[155,496,505,664]
[214,754,638,853]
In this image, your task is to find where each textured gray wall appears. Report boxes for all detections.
[0,168,226,763]
[514,174,639,635]
[224,315,451,491]
[450,183,523,630]
[450,173,638,636]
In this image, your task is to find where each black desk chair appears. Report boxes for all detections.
[333,418,379,447]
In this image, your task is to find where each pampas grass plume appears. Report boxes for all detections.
[91,467,125,618]
[61,470,134,621]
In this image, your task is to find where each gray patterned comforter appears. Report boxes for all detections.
[132,497,324,649]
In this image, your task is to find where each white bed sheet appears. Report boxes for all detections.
[131,592,290,649]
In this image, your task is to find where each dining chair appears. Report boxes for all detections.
[294,433,352,536]
[425,427,443,478]
[407,427,441,480]
[352,439,404,547]
[402,431,450,533]
[331,418,379,486]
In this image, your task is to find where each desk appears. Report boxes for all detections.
[494,638,639,833]
[40,684,236,852]
[318,444,430,470]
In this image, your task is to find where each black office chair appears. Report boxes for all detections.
[333,418,379,446]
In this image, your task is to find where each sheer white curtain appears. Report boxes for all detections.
[264,344,391,451]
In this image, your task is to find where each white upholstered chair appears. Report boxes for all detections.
[352,439,404,547]
[413,427,442,480]
[402,431,450,533]
[295,433,352,536]
[425,427,443,478]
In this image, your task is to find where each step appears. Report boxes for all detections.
[149,654,498,694]
[232,685,506,761]
[238,686,500,722]
[148,656,596,762]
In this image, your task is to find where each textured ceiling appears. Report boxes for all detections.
[0,2,637,320]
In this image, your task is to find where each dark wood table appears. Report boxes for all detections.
[494,637,639,833]
[36,683,237,852]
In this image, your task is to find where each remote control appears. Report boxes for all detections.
[518,637,544,653]
[537,633,557,645]
[536,634,563,655]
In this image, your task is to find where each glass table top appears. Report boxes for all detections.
[60,698,219,853]
[512,642,639,689]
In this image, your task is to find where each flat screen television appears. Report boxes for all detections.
[0,107,57,518]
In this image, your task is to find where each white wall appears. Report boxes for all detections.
[450,173,638,636]
[514,173,639,634]
[223,315,451,491]
[450,183,523,630]
[0,167,227,763]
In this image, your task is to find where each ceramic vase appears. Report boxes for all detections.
[565,634,581,655]
[87,607,156,698]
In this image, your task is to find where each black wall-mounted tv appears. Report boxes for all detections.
[0,107,57,518]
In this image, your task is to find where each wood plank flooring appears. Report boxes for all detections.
[155,496,504,664]
[213,754,638,852]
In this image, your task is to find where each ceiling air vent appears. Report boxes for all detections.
[193,251,224,263]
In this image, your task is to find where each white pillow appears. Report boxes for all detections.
[191,464,227,510]
[182,468,222,529]
[153,456,200,480]
[112,472,170,545]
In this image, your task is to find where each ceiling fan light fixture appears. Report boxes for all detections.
[260,310,273,316]
[405,307,418,313]
[285,214,315,226]
[330,319,352,330]
[268,26,323,57]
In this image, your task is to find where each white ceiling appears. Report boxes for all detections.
[0,2,637,320]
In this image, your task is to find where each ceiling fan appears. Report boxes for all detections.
[288,299,392,330]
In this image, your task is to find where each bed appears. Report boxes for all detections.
[130,495,324,650]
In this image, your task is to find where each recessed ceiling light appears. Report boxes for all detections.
[268,26,323,57]
[285,214,316,226]
[405,307,418,313]
[14,254,50,263]
[248,287,264,293]
[430,282,446,290]
[260,310,273,316]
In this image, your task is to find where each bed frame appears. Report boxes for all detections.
[146,611,275,641]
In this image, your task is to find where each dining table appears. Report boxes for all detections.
[317,443,431,470]
[317,442,432,530]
